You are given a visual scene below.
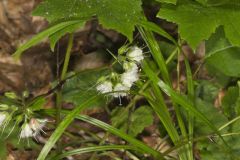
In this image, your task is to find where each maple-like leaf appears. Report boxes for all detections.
[33,0,143,42]
[158,0,240,49]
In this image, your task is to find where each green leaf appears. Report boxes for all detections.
[195,80,220,103]
[13,20,84,58]
[197,115,240,160]
[49,21,85,51]
[62,68,111,107]
[37,95,101,160]
[222,86,239,118]
[194,99,229,135]
[205,47,240,77]
[52,145,138,160]
[43,109,165,159]
[111,106,154,137]
[129,106,154,136]
[158,0,240,49]
[138,21,177,45]
[111,107,128,128]
[155,0,177,4]
[28,96,46,111]
[204,29,240,78]
[141,61,180,143]
[33,0,143,41]
[77,115,164,159]
[196,0,233,6]
[157,80,228,146]
[0,141,7,159]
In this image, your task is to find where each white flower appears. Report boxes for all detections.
[0,113,7,126]
[127,46,144,62]
[30,118,47,136]
[121,62,139,87]
[20,124,33,138]
[121,71,139,87]
[96,81,113,94]
[113,83,130,97]
[123,62,138,73]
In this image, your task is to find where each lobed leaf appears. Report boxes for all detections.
[111,106,154,137]
[62,68,111,107]
[158,0,240,49]
[33,0,143,42]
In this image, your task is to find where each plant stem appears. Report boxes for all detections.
[61,34,74,80]
[56,33,74,153]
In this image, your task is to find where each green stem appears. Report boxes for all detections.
[61,34,74,80]
[56,33,74,152]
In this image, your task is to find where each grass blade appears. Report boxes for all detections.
[138,27,171,84]
[42,109,165,160]
[137,21,177,45]
[184,58,194,160]
[52,145,138,160]
[13,20,84,59]
[76,115,165,159]
[142,60,187,160]
[157,80,229,146]
[37,95,100,160]
[141,61,179,142]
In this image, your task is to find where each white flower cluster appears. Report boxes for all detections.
[20,118,47,139]
[127,46,144,62]
[96,46,144,98]
[0,92,49,141]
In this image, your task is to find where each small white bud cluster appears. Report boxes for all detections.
[96,46,144,98]
[127,46,144,62]
[20,118,47,139]
[0,112,7,127]
[121,62,139,88]
[96,81,113,94]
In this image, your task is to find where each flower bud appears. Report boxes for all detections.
[127,46,144,62]
[20,124,33,139]
[0,112,7,126]
[96,81,113,94]
[113,83,130,97]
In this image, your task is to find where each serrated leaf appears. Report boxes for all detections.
[194,99,228,135]
[33,0,143,41]
[195,80,220,103]
[111,107,128,128]
[62,68,111,107]
[158,0,240,49]
[111,106,154,137]
[129,106,154,136]
[205,30,240,77]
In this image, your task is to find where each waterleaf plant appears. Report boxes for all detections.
[2,0,240,159]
